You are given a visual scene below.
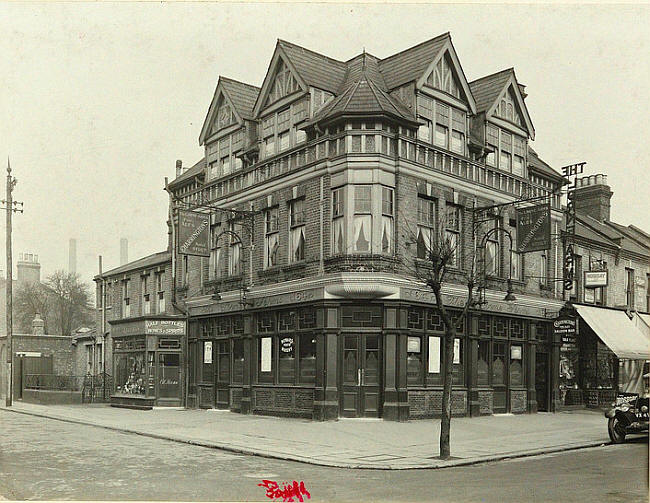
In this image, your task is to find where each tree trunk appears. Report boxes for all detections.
[439,327,456,459]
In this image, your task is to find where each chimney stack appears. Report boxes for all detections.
[120,238,128,266]
[175,159,182,177]
[69,238,77,274]
[574,174,613,223]
[32,313,45,335]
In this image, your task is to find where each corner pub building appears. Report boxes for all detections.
[168,33,569,420]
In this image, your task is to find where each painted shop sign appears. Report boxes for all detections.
[145,319,186,335]
[554,316,578,349]
[189,288,322,316]
[516,203,551,253]
[178,210,210,257]
[584,270,608,289]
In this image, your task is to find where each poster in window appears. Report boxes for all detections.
[408,336,421,353]
[584,287,595,303]
[280,337,294,355]
[453,338,461,364]
[428,336,440,373]
[260,337,272,372]
[204,341,213,364]
[510,345,522,360]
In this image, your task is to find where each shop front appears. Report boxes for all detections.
[110,316,186,409]
[185,282,556,420]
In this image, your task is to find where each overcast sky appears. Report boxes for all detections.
[1,2,648,286]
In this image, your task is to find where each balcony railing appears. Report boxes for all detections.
[184,130,558,209]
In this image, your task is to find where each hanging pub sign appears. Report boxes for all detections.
[516,203,551,253]
[584,270,608,289]
[554,316,578,349]
[178,209,210,257]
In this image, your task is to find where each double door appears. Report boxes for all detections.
[340,334,382,417]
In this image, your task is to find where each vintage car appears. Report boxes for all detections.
[605,392,649,443]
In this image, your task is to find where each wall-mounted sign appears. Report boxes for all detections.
[178,210,210,257]
[554,316,577,348]
[204,341,213,364]
[145,319,186,336]
[584,270,608,289]
[516,203,551,253]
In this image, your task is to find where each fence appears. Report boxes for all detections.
[24,373,113,403]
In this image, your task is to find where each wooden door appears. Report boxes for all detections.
[535,351,550,412]
[215,340,230,409]
[492,342,508,413]
[340,334,382,417]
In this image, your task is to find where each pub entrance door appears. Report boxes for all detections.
[340,334,381,418]
[214,340,230,409]
[535,351,550,412]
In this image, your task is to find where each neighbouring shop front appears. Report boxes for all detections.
[553,304,650,410]
[186,286,553,420]
[109,316,186,409]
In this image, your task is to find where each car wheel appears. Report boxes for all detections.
[608,417,626,443]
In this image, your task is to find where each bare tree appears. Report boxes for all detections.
[45,270,94,335]
[15,280,52,333]
[403,211,481,459]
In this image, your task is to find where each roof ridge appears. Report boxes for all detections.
[365,76,402,117]
[341,79,363,110]
[277,39,347,68]
[345,51,381,63]
[379,32,450,63]
[220,76,261,91]
[469,67,514,85]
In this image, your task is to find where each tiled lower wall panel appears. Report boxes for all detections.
[478,391,493,414]
[408,390,467,418]
[510,390,527,413]
[230,388,243,409]
[253,388,314,412]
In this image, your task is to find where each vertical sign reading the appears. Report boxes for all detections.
[178,210,210,257]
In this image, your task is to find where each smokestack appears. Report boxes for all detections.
[175,159,182,177]
[69,238,77,274]
[120,238,128,266]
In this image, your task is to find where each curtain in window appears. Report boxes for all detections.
[381,216,393,254]
[353,215,372,252]
[290,226,305,262]
[265,232,279,267]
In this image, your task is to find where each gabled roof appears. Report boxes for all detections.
[379,33,449,90]
[469,69,512,114]
[168,157,206,189]
[527,146,564,182]
[277,39,348,94]
[605,221,650,250]
[199,77,260,146]
[220,77,260,120]
[97,250,171,280]
[576,214,649,257]
[470,68,535,139]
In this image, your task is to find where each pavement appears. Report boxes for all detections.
[0,401,615,470]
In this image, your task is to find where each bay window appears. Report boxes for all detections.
[353,185,372,253]
[264,207,280,268]
[434,103,450,149]
[289,199,305,263]
[381,187,394,255]
[486,124,499,167]
[500,131,512,172]
[451,108,465,154]
[417,196,436,260]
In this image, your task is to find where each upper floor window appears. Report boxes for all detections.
[289,199,305,263]
[486,123,526,177]
[265,207,280,268]
[353,186,372,253]
[626,268,635,309]
[416,94,465,155]
[485,218,500,277]
[445,205,461,268]
[425,54,461,99]
[331,187,345,255]
[122,280,130,318]
[141,275,150,315]
[540,252,548,286]
[209,223,222,280]
[417,197,436,260]
[494,88,524,127]
[646,273,649,312]
[229,222,242,276]
[155,272,165,313]
[266,59,300,106]
[381,187,394,255]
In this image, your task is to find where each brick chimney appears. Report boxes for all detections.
[32,313,45,335]
[573,174,613,222]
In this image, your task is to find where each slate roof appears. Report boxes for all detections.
[527,146,564,181]
[278,40,348,94]
[379,33,449,90]
[576,215,649,257]
[220,77,260,120]
[606,221,650,249]
[469,68,513,114]
[309,54,417,126]
[97,250,171,279]
[168,157,206,189]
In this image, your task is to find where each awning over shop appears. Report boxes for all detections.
[636,313,650,339]
[574,305,650,360]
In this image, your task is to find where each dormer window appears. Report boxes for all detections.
[485,123,526,177]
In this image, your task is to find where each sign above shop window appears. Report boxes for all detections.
[178,209,210,257]
[516,203,551,253]
[145,319,186,336]
[584,270,608,289]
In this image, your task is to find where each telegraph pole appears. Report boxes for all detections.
[3,159,23,407]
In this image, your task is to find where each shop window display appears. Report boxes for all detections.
[115,352,146,395]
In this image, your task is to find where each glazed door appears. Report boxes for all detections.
[535,351,550,412]
[492,342,508,413]
[214,340,231,409]
[340,334,381,417]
